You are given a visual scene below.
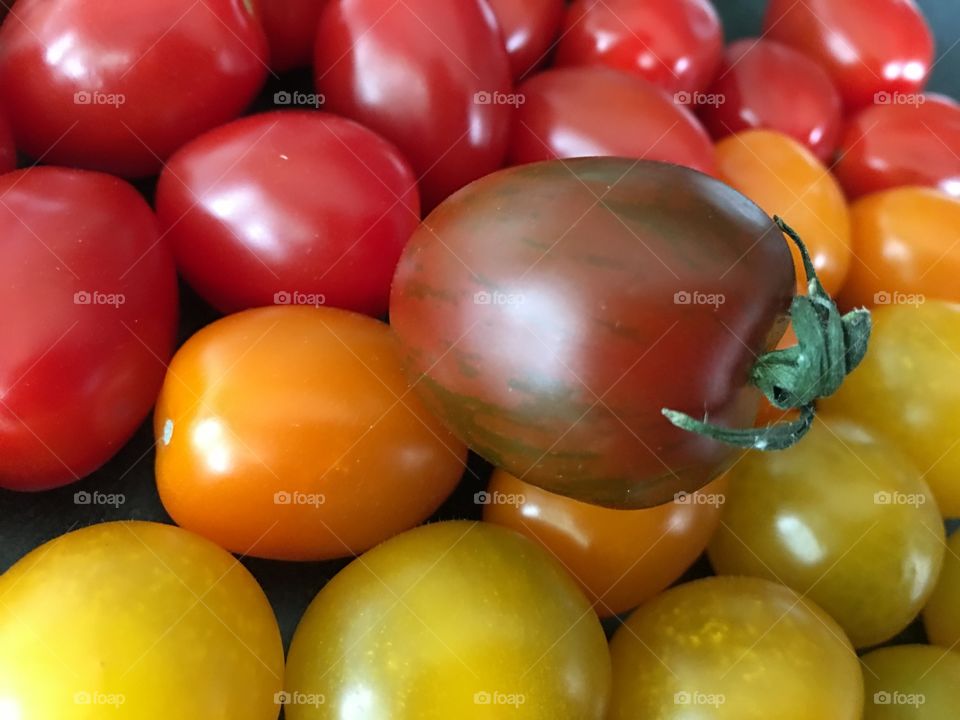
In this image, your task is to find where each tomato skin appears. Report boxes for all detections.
[924,531,960,648]
[834,96,960,201]
[555,0,722,97]
[763,0,933,112]
[0,108,15,173]
[715,130,851,296]
[261,0,327,71]
[0,167,178,491]
[390,158,794,509]
[700,39,843,163]
[860,645,960,720]
[155,306,466,561]
[509,67,715,174]
[839,188,960,309]
[314,0,511,210]
[0,0,267,177]
[487,0,564,80]
[156,111,419,316]
[608,576,863,720]
[285,521,611,720]
[819,302,960,517]
[483,470,728,617]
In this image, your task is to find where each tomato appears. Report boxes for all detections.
[700,39,843,163]
[0,168,177,491]
[390,158,794,508]
[0,521,283,719]
[156,111,418,317]
[839,188,960,309]
[284,520,611,719]
[261,0,326,72]
[0,0,267,177]
[762,0,933,112]
[834,95,960,201]
[483,470,728,617]
[607,576,863,720]
[155,306,466,561]
[487,0,564,80]
[0,108,14,173]
[314,0,511,210]
[509,67,715,174]
[924,530,960,648]
[715,130,851,296]
[860,645,960,719]
[820,302,960,517]
[555,0,722,97]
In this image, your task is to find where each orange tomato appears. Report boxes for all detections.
[482,469,728,617]
[715,129,851,295]
[838,187,960,309]
[154,306,467,561]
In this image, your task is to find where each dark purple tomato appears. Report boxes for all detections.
[390,158,794,508]
[0,168,178,491]
[487,0,565,80]
[156,111,419,316]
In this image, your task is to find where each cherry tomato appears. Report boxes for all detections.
[261,0,326,72]
[839,188,960,310]
[487,0,564,80]
[700,39,843,163]
[483,470,728,617]
[0,521,283,719]
[156,111,419,317]
[509,67,715,174]
[860,645,960,719]
[834,95,960,200]
[763,0,933,112]
[820,302,960,517]
[924,530,960,648]
[155,306,466,561]
[709,417,944,648]
[715,130,851,295]
[314,0,511,210]
[607,576,863,720]
[0,108,14,173]
[555,0,722,97]
[0,0,267,177]
[390,158,794,508]
[284,521,611,719]
[0,168,177,491]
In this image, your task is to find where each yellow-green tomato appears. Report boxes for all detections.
[924,530,960,648]
[708,418,945,648]
[861,645,960,720]
[820,301,960,517]
[0,521,283,720]
[607,576,863,720]
[284,520,610,720]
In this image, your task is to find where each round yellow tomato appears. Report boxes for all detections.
[154,305,467,561]
[860,645,960,720]
[924,530,960,648]
[0,521,283,720]
[715,129,851,295]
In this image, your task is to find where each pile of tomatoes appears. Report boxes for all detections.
[1,0,959,718]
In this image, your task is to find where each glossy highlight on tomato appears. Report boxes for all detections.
[487,0,564,80]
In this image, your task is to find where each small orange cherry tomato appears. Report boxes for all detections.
[715,129,851,295]
[483,469,728,617]
[154,306,467,561]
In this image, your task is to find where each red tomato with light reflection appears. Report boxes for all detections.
[314,0,512,210]
[261,0,327,72]
[0,168,178,491]
[509,67,715,174]
[487,0,565,80]
[700,39,842,163]
[156,111,419,317]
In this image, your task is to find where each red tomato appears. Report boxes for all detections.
[763,0,933,112]
[314,0,512,210]
[700,39,843,163]
[261,0,327,72]
[156,111,418,317]
[556,0,723,97]
[0,109,14,173]
[0,168,178,491]
[509,67,715,175]
[0,0,268,177]
[834,95,960,200]
[487,0,564,80]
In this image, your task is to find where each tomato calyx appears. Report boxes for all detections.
[663,217,872,451]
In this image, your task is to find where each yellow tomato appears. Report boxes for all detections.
[860,645,960,720]
[924,530,960,648]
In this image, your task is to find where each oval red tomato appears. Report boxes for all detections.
[0,0,268,177]
[156,111,419,316]
[0,167,178,491]
[487,0,564,80]
[261,0,327,72]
